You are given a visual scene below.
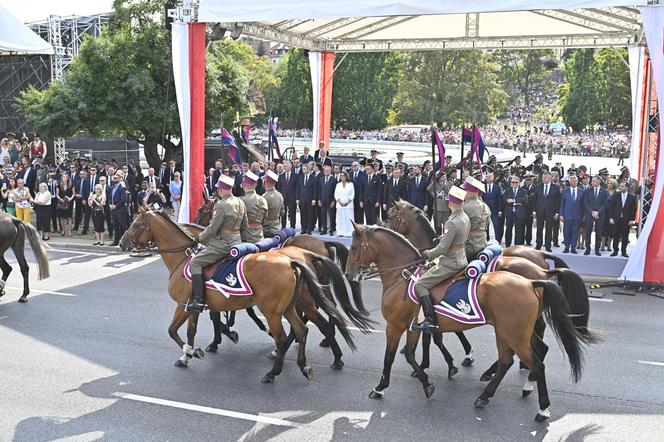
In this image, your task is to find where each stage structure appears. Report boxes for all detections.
[172,0,663,283]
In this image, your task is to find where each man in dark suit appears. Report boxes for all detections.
[144,167,160,188]
[277,161,297,229]
[162,159,181,206]
[502,176,528,247]
[559,175,584,254]
[73,169,86,230]
[405,165,429,210]
[109,172,130,246]
[360,164,383,225]
[523,174,537,245]
[609,181,637,257]
[296,163,318,234]
[533,171,560,252]
[205,168,216,199]
[583,175,609,256]
[299,146,314,166]
[318,165,337,235]
[46,171,60,232]
[211,160,224,184]
[318,149,333,168]
[483,172,503,243]
[18,156,38,197]
[82,165,100,235]
[383,167,406,211]
[349,161,366,223]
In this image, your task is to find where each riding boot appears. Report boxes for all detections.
[411,294,438,333]
[185,274,206,313]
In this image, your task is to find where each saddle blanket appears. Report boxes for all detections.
[407,268,485,325]
[183,255,252,298]
[487,255,500,273]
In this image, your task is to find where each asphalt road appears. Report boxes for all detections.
[0,247,663,441]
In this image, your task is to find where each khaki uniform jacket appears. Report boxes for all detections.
[427,180,452,213]
[240,190,268,243]
[463,197,490,259]
[191,194,247,273]
[416,210,471,291]
[262,187,284,237]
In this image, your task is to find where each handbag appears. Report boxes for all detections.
[56,200,69,211]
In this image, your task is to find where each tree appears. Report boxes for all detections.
[391,51,507,126]
[595,48,631,128]
[331,53,401,130]
[16,0,254,167]
[269,48,312,127]
[491,50,556,107]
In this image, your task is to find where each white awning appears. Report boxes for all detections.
[0,3,53,54]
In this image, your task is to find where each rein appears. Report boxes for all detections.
[355,229,424,280]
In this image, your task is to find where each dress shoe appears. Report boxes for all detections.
[571,249,577,254]
[553,243,560,247]
[562,248,569,253]
[621,253,629,258]
[584,249,590,256]
[546,247,553,253]
[526,242,532,246]
[535,245,542,250]
[595,250,601,256]
[610,251,618,257]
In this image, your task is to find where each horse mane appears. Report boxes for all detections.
[368,225,422,258]
[396,200,436,239]
[153,210,195,241]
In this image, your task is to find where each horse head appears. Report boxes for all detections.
[345,221,370,282]
[119,210,155,251]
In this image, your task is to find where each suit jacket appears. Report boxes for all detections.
[482,182,503,217]
[559,187,584,221]
[110,183,129,208]
[318,156,333,168]
[534,183,561,216]
[405,175,429,209]
[277,171,298,205]
[204,175,216,198]
[162,166,181,185]
[299,154,314,165]
[502,186,528,219]
[143,175,161,188]
[383,176,407,206]
[82,175,100,201]
[610,192,637,223]
[212,168,223,184]
[296,173,318,202]
[318,174,337,204]
[349,170,366,202]
[583,186,609,219]
[361,173,383,205]
[19,166,38,191]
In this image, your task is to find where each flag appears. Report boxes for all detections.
[432,125,445,171]
[473,126,486,164]
[222,128,241,165]
[462,127,473,143]
[269,118,283,160]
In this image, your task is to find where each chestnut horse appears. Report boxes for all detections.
[119,211,352,383]
[345,223,597,421]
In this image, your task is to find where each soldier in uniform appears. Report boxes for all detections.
[261,170,283,238]
[526,154,547,182]
[498,167,511,192]
[394,152,408,173]
[462,176,490,261]
[239,171,268,243]
[412,186,471,333]
[523,173,537,246]
[360,149,383,172]
[482,155,499,175]
[510,156,526,179]
[427,170,452,235]
[618,166,639,195]
[186,175,248,312]
[598,168,609,189]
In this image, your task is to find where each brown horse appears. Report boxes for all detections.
[119,210,353,383]
[0,212,50,303]
[193,199,215,226]
[345,223,597,421]
[181,222,373,369]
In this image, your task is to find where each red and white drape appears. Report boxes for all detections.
[308,51,335,150]
[172,22,206,223]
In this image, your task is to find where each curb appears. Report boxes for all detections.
[45,241,125,255]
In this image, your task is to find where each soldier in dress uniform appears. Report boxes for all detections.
[482,155,499,174]
[412,186,471,333]
[523,173,537,246]
[186,175,248,312]
[510,156,526,179]
[239,171,268,243]
[261,170,283,238]
[618,166,639,195]
[427,170,453,235]
[526,154,548,182]
[462,176,490,261]
[394,152,408,173]
[598,168,609,189]
[360,149,384,172]
[498,167,511,191]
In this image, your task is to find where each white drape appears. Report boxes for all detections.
[172,23,191,223]
[309,51,322,151]
[628,46,646,180]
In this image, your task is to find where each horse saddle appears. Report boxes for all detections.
[184,255,253,298]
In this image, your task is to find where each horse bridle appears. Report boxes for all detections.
[353,228,423,280]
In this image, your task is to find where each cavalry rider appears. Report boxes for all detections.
[239,171,268,243]
[412,186,471,333]
[462,176,490,261]
[261,170,283,238]
[185,175,247,312]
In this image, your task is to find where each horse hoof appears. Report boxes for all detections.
[205,344,219,353]
[18,296,28,303]
[479,373,493,382]
[522,389,533,398]
[368,390,383,400]
[534,409,551,422]
[461,357,475,367]
[193,348,205,359]
[174,360,188,368]
[319,338,330,348]
[474,397,489,408]
[229,331,239,344]
[261,374,275,384]
[424,384,435,399]
[448,366,459,379]
[331,360,344,370]
[302,366,313,380]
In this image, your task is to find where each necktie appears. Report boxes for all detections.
[544,184,548,197]
[90,176,93,189]
[416,177,420,188]
[286,173,289,183]
[573,189,576,200]
[304,175,308,186]
[595,188,598,199]
[489,184,492,194]
[325,176,329,185]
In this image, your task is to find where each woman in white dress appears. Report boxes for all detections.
[334,171,355,237]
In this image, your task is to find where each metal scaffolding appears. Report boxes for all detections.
[0,55,50,133]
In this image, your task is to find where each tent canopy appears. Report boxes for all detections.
[199,0,648,51]
[0,3,53,55]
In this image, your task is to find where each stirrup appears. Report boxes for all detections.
[410,320,438,333]
[184,300,206,313]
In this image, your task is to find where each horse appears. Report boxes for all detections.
[345,223,598,421]
[119,210,354,383]
[181,223,374,369]
[0,212,50,303]
[193,199,215,226]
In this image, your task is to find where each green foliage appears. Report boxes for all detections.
[270,48,312,127]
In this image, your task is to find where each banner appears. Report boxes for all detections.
[308,51,321,151]
[432,125,445,170]
[269,118,283,160]
[222,129,242,165]
[628,46,647,183]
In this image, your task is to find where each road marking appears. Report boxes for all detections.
[589,298,613,303]
[256,314,385,334]
[112,392,301,427]
[47,248,109,257]
[637,360,664,367]
[6,287,77,297]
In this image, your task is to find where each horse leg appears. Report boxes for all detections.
[0,255,11,298]
[246,306,268,333]
[369,325,403,399]
[456,332,475,366]
[474,337,514,408]
[319,315,335,348]
[513,334,551,421]
[432,332,459,379]
[306,309,345,369]
[404,330,435,398]
[167,306,193,367]
[206,311,223,353]
[220,311,239,344]
[523,337,549,397]
[12,243,29,303]
[262,315,288,384]
[186,312,205,360]
[480,361,499,382]
[284,306,313,380]
[277,314,307,359]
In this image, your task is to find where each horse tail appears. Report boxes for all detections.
[532,280,600,383]
[541,251,569,269]
[290,260,356,351]
[15,220,50,280]
[324,241,348,269]
[323,241,368,316]
[311,255,375,332]
[546,268,590,335]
